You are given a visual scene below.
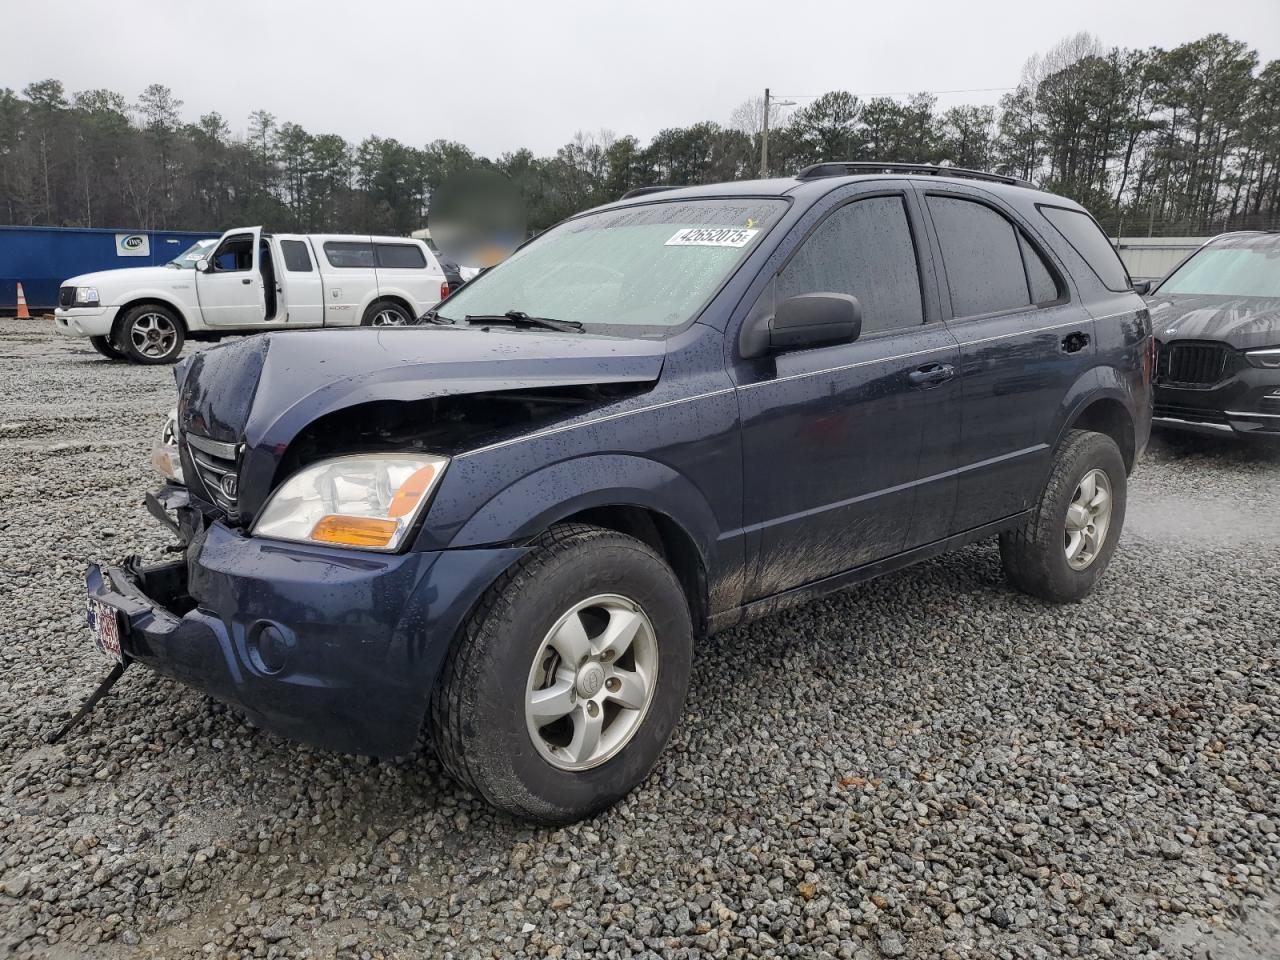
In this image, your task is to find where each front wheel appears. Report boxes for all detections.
[1000,429,1127,603]
[431,523,693,824]
[117,304,185,364]
[89,335,127,361]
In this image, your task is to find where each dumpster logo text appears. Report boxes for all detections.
[115,234,150,257]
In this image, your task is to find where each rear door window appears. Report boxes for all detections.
[376,244,428,269]
[280,240,313,272]
[1039,205,1131,291]
[927,195,1031,318]
[777,194,924,336]
[324,241,376,269]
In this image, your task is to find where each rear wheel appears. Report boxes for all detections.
[361,300,413,327]
[89,335,126,361]
[117,304,185,364]
[431,523,693,824]
[1000,429,1127,603]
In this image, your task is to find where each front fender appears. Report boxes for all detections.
[111,290,201,330]
[447,454,722,565]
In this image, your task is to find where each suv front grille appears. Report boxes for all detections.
[186,432,241,520]
[58,286,76,307]
[1159,342,1229,387]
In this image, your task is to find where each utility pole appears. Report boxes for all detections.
[760,88,771,179]
[759,89,794,178]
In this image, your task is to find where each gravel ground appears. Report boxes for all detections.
[1,318,1278,960]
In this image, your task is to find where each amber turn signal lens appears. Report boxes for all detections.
[310,515,399,547]
[387,464,438,518]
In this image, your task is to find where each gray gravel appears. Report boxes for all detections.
[2,317,1279,959]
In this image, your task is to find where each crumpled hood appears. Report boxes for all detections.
[177,326,667,445]
[64,265,185,291]
[1147,293,1280,351]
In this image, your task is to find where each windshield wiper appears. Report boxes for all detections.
[414,308,464,326]
[463,310,584,333]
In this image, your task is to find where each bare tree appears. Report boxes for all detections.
[728,95,791,137]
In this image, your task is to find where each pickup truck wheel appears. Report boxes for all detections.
[999,429,1127,604]
[117,305,185,364]
[430,523,693,824]
[362,300,412,326]
[89,335,126,361]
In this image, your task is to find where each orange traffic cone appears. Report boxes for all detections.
[15,282,31,319]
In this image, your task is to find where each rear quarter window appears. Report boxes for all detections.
[1039,205,1131,292]
[376,243,428,269]
[324,241,376,269]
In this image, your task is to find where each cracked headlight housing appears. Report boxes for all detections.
[74,286,100,305]
[252,454,449,551]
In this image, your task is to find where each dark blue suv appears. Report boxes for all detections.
[83,163,1153,824]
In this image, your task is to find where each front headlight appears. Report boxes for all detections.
[252,453,449,551]
[151,408,183,483]
[1245,347,1280,369]
[74,286,100,305]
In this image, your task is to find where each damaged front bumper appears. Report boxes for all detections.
[84,484,527,756]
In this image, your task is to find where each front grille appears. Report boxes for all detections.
[1159,342,1229,387]
[58,286,76,307]
[186,432,241,520]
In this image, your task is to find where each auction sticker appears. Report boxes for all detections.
[666,227,759,247]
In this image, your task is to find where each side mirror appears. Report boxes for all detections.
[194,258,210,273]
[768,293,862,353]
[1132,280,1153,296]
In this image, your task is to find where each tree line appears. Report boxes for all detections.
[1,32,1276,239]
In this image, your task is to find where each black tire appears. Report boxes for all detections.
[89,335,126,361]
[999,429,1127,603]
[431,523,693,824]
[116,304,185,364]
[361,300,413,327]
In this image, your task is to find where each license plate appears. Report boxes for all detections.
[86,597,124,663]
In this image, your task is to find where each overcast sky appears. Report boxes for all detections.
[5,0,1278,157]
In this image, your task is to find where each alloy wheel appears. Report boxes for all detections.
[371,308,405,326]
[1064,468,1113,570]
[524,594,659,771]
[130,313,178,358]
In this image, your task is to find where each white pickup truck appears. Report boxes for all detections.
[53,228,450,363]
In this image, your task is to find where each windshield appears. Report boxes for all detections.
[437,198,787,335]
[168,238,217,269]
[1158,235,1280,298]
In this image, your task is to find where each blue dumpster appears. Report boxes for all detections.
[0,226,220,313]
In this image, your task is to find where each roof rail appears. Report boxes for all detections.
[795,161,1034,189]
[618,185,680,200]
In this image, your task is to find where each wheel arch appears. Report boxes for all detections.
[443,454,724,635]
[1059,393,1136,473]
[362,294,416,325]
[555,504,709,636]
[112,297,192,338]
